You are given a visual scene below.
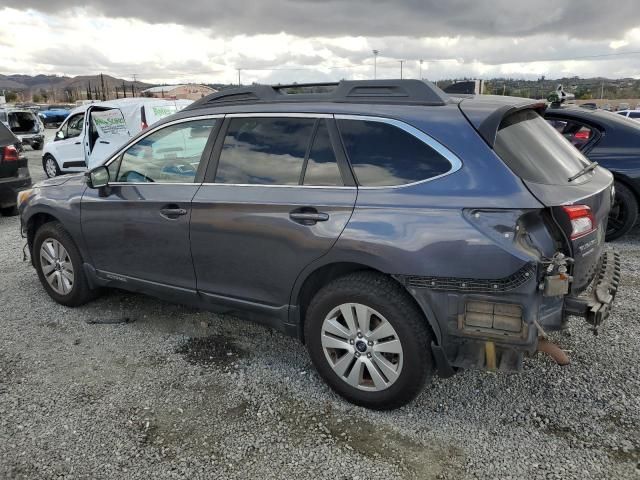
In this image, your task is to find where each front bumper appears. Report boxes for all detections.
[564,250,621,328]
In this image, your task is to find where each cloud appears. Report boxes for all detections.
[1,5,640,84]
[4,0,640,40]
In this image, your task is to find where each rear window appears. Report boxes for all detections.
[494,110,590,185]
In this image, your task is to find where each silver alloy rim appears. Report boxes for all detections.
[39,238,74,295]
[45,158,57,178]
[321,303,403,392]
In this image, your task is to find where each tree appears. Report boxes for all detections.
[5,91,18,102]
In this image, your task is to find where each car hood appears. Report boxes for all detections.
[36,173,84,188]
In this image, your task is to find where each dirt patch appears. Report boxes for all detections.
[175,335,247,367]
[279,400,464,479]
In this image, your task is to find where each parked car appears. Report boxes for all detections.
[0,121,32,216]
[579,102,597,110]
[38,107,71,128]
[545,104,640,240]
[616,109,640,121]
[42,98,192,178]
[2,108,45,150]
[618,102,631,111]
[19,80,619,409]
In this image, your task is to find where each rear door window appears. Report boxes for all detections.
[545,117,598,150]
[215,117,315,185]
[495,110,591,185]
[337,119,452,186]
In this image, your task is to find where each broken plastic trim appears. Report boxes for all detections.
[401,263,536,293]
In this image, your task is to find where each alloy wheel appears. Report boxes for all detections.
[321,303,403,392]
[40,238,74,295]
[45,158,57,178]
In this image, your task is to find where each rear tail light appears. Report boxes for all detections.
[574,130,591,141]
[563,205,596,239]
[2,145,18,163]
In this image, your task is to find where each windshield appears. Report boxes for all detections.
[494,109,591,185]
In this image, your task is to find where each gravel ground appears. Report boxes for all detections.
[0,139,638,479]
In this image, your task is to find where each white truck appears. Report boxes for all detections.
[42,98,192,178]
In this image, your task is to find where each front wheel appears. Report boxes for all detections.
[43,154,60,178]
[305,272,434,410]
[606,181,638,241]
[33,222,97,307]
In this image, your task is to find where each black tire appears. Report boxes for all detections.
[0,206,18,216]
[606,181,638,241]
[32,142,43,151]
[33,221,96,307]
[305,271,434,410]
[43,154,61,178]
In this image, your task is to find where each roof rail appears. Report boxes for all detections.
[185,79,450,110]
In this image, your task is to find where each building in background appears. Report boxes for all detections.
[142,84,217,100]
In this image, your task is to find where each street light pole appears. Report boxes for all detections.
[237,69,242,86]
[399,60,404,79]
[372,50,379,79]
[419,59,423,80]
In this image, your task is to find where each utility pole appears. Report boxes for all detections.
[237,68,242,86]
[601,81,604,99]
[372,50,379,79]
[132,74,138,97]
[399,60,404,79]
[419,59,423,80]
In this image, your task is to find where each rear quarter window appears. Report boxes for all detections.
[494,110,590,185]
[337,119,453,187]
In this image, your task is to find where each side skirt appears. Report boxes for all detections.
[84,264,295,335]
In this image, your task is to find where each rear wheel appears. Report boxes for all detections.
[43,154,60,178]
[305,272,434,410]
[33,222,96,307]
[606,181,638,241]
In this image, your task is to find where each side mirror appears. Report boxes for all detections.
[86,166,109,189]
[55,130,65,141]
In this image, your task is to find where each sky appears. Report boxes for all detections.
[1,1,640,85]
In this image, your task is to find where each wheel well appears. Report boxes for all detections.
[26,213,58,261]
[295,262,437,344]
[613,174,640,205]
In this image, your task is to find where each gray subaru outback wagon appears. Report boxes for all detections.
[18,80,620,410]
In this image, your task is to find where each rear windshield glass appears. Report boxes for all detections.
[494,109,591,185]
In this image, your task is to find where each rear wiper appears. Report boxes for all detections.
[568,161,598,182]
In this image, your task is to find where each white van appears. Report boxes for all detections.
[42,98,192,178]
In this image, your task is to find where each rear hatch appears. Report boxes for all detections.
[8,110,39,134]
[492,108,612,293]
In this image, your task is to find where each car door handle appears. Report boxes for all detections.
[74,141,81,145]
[160,206,188,219]
[289,209,329,225]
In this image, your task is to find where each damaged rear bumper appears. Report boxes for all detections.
[563,250,621,328]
